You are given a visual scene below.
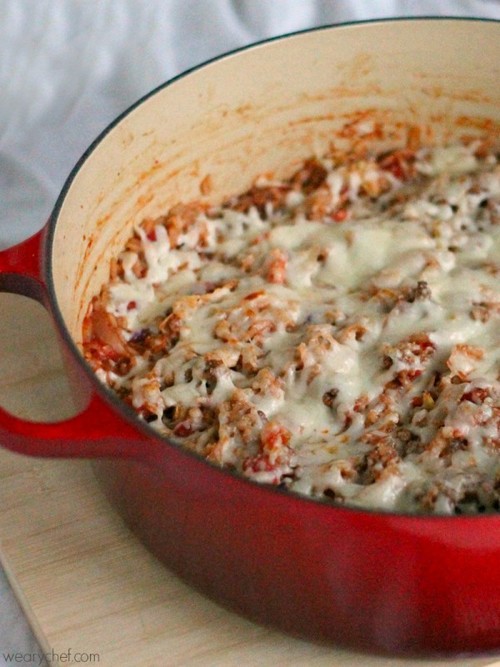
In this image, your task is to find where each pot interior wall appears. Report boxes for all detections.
[50,19,499,348]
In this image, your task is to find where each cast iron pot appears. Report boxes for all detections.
[0,19,499,655]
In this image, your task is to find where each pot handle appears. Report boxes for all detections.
[0,229,150,459]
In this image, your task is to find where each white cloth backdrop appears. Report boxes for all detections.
[0,0,499,662]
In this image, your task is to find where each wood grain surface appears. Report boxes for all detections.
[0,294,498,666]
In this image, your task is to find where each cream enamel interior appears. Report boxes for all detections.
[49,19,500,345]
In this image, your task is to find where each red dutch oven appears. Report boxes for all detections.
[0,19,499,655]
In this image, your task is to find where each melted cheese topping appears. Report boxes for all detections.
[84,143,500,514]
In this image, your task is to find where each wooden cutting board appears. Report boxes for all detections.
[0,293,498,667]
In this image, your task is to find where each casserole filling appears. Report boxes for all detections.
[83,140,499,514]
